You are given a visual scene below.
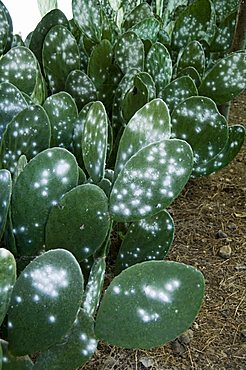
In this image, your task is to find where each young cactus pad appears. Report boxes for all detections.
[171,96,228,173]
[43,92,78,148]
[45,184,110,261]
[11,148,78,256]
[0,105,51,174]
[0,248,16,326]
[8,249,84,356]
[42,25,80,93]
[95,260,205,349]
[177,40,205,76]
[0,82,27,141]
[199,52,246,104]
[82,101,108,183]
[0,170,11,240]
[114,99,171,178]
[145,42,172,98]
[110,139,193,222]
[115,210,174,274]
[33,309,97,370]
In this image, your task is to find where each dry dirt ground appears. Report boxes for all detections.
[82,91,246,370]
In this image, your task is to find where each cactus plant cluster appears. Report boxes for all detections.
[0,0,245,368]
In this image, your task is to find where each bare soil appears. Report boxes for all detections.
[82,91,246,370]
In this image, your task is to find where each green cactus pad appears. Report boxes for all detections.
[121,77,149,123]
[212,0,238,23]
[129,18,160,42]
[82,101,108,183]
[33,309,97,370]
[162,76,198,112]
[0,170,11,240]
[210,11,237,52]
[123,3,153,30]
[8,249,84,356]
[177,66,201,88]
[171,96,228,173]
[0,47,40,96]
[95,260,205,348]
[45,184,110,261]
[0,105,51,174]
[112,68,139,130]
[0,249,16,326]
[177,41,205,76]
[42,25,80,93]
[29,9,69,69]
[115,210,174,273]
[145,42,172,97]
[0,83,28,140]
[192,124,245,177]
[114,99,171,178]
[72,102,92,169]
[43,92,78,148]
[13,155,28,183]
[72,0,103,42]
[0,0,12,54]
[199,52,246,104]
[114,31,144,74]
[11,148,78,256]
[0,340,33,370]
[87,39,113,89]
[136,72,156,101]
[110,139,193,222]
[65,70,97,111]
[83,257,106,317]
[172,0,215,50]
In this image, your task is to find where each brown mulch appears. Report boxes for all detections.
[82,91,246,370]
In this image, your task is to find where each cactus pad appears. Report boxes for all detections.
[0,248,16,326]
[0,170,11,240]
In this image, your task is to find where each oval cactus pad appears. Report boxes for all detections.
[0,169,12,240]
[45,184,110,261]
[11,148,78,256]
[8,249,84,356]
[110,139,193,222]
[0,248,16,326]
[95,260,205,348]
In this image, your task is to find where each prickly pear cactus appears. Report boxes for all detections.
[65,70,97,111]
[82,101,108,183]
[45,184,110,261]
[177,40,205,76]
[199,52,246,104]
[110,139,193,221]
[171,96,228,174]
[95,261,205,348]
[33,309,97,370]
[0,105,51,174]
[0,248,16,326]
[11,148,78,256]
[114,31,144,74]
[114,99,171,178]
[115,211,174,273]
[122,2,153,30]
[145,42,172,98]
[43,92,78,148]
[0,83,27,141]
[0,170,11,239]
[42,25,80,93]
[192,124,245,177]
[162,76,198,112]
[8,249,84,356]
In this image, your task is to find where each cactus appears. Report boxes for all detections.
[0,105,51,174]
[95,260,205,348]
[177,40,206,76]
[0,0,12,55]
[0,339,33,369]
[11,148,78,256]
[115,210,174,273]
[145,42,172,97]
[45,184,110,261]
[0,171,11,240]
[8,249,84,355]
[43,92,77,148]
[0,249,16,326]
[42,25,80,93]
